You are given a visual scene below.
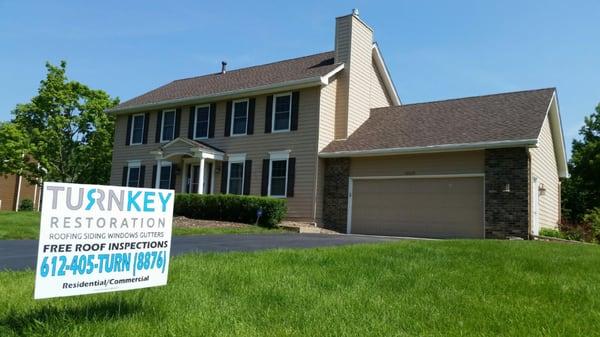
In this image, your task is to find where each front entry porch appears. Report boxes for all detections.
[150,137,225,194]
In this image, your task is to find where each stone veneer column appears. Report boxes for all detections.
[485,148,530,239]
[323,158,350,232]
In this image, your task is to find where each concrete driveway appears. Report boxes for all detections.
[0,233,397,271]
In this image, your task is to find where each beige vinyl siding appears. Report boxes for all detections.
[370,60,392,108]
[111,86,321,219]
[350,151,485,177]
[530,116,560,229]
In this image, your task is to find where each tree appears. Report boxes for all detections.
[0,121,30,175]
[6,61,119,185]
[562,103,600,222]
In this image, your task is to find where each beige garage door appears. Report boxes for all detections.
[350,177,484,238]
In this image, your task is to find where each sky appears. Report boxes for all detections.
[1,1,598,156]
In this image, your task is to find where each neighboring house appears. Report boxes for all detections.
[0,173,41,211]
[107,10,568,239]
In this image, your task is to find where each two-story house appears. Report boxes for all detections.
[107,10,568,239]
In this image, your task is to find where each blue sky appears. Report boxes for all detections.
[1,1,598,155]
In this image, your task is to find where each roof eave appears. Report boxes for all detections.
[544,91,569,178]
[372,43,401,106]
[319,139,539,158]
[106,75,328,114]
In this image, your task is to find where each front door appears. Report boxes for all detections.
[188,164,200,193]
[187,162,213,194]
[203,162,213,194]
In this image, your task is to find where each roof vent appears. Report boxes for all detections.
[352,8,359,16]
[221,61,227,74]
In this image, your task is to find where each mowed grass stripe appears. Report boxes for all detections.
[1,240,600,336]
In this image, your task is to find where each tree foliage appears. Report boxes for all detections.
[1,61,118,185]
[562,103,600,222]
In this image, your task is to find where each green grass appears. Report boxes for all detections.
[1,240,600,336]
[0,211,282,240]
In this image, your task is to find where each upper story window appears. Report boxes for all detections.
[231,99,248,136]
[161,109,176,142]
[130,114,145,145]
[272,93,291,132]
[194,105,210,139]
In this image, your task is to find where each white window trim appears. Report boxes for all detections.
[230,98,249,136]
[226,158,246,195]
[268,150,290,198]
[158,161,173,189]
[130,113,145,145]
[193,104,211,140]
[160,109,176,143]
[271,92,292,133]
[126,160,141,187]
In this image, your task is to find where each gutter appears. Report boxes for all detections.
[106,65,344,115]
[318,139,539,158]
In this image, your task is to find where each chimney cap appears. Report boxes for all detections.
[352,8,359,16]
[221,61,227,74]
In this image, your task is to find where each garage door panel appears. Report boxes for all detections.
[351,177,483,238]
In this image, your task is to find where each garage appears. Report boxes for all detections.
[349,175,484,238]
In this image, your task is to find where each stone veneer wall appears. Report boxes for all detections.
[485,148,530,239]
[322,158,350,232]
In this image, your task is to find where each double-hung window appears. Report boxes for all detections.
[161,109,176,142]
[227,155,246,195]
[272,93,291,132]
[127,163,141,187]
[159,163,172,189]
[194,105,210,139]
[268,150,290,197]
[231,99,248,136]
[130,114,145,145]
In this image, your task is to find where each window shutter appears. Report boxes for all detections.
[220,161,229,193]
[291,91,299,131]
[247,98,255,135]
[224,101,232,137]
[188,106,195,139]
[174,108,182,138]
[286,158,295,197]
[155,110,163,143]
[151,165,157,188]
[121,166,128,186]
[125,115,132,145]
[170,164,177,190]
[139,165,146,187]
[243,160,252,195]
[261,159,269,196]
[208,103,216,138]
[142,113,150,144]
[265,95,273,134]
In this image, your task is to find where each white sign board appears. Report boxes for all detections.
[34,182,174,299]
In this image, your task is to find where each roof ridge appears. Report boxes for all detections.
[173,50,335,83]
[371,87,556,112]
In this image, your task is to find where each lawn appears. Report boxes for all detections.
[1,240,600,336]
[0,212,281,239]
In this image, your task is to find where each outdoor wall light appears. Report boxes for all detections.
[503,183,511,193]
[538,183,546,195]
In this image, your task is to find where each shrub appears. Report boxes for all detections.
[174,194,287,227]
[583,208,600,242]
[19,199,34,211]
[539,228,562,239]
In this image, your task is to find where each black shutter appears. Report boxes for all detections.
[121,166,128,186]
[139,165,146,187]
[286,158,295,197]
[224,101,232,137]
[151,165,157,188]
[155,110,163,142]
[247,98,255,135]
[142,113,150,144]
[220,161,229,193]
[170,164,177,190]
[261,159,269,196]
[174,108,182,138]
[265,95,273,134]
[188,106,195,139]
[208,103,216,138]
[243,160,252,195]
[125,115,132,145]
[291,91,299,131]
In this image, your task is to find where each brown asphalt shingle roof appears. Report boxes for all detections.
[115,51,339,110]
[322,88,555,153]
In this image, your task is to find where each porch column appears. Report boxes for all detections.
[197,158,205,194]
[155,160,162,188]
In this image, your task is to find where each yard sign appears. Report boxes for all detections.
[34,182,174,299]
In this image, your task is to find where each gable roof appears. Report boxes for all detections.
[321,88,557,155]
[109,51,342,113]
